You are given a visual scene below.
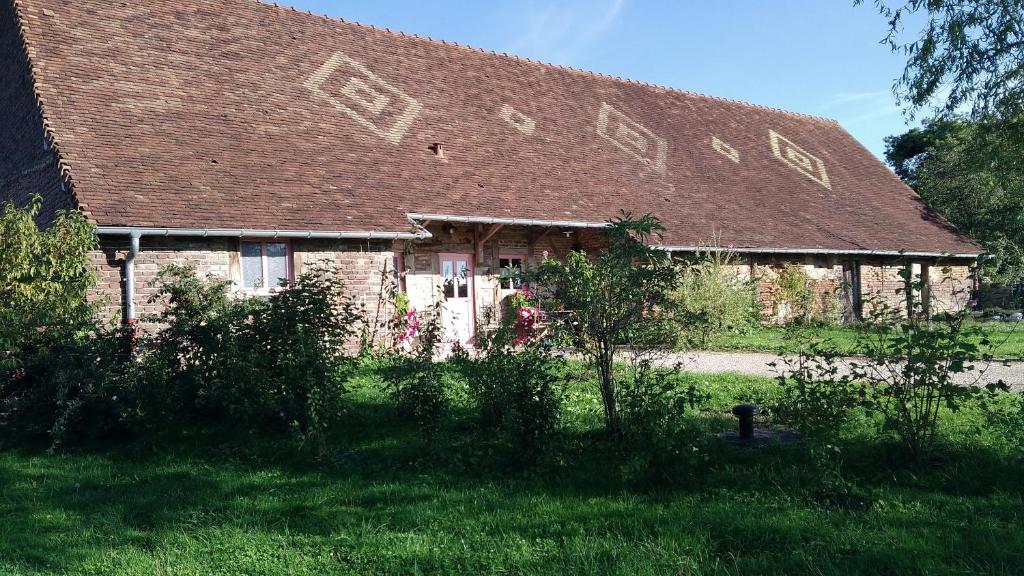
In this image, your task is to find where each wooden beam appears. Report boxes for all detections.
[534,226,553,243]
[547,236,564,259]
[480,223,503,244]
[475,225,483,265]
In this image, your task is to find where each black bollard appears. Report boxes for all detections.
[731,404,759,440]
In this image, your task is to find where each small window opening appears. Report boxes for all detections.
[499,257,524,290]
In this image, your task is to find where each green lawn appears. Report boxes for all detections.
[2,369,1023,575]
[710,319,1024,360]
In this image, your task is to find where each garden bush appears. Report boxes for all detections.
[618,357,707,485]
[146,263,362,448]
[0,196,119,446]
[534,212,678,437]
[774,264,1009,461]
[378,303,455,428]
[769,340,863,440]
[672,247,761,348]
[459,332,565,460]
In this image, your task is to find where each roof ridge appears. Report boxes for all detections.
[251,0,839,125]
[8,0,84,216]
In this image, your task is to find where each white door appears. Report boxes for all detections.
[439,253,474,346]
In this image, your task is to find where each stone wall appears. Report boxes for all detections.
[88,231,976,336]
[89,236,395,329]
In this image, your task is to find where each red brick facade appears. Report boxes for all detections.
[88,237,395,327]
[86,224,974,332]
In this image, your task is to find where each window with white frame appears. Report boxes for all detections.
[239,240,292,291]
[498,256,525,290]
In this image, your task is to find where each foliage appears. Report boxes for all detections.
[0,196,110,445]
[774,263,1009,461]
[859,0,1024,121]
[534,212,678,436]
[885,118,1024,286]
[378,303,453,428]
[618,356,708,484]
[769,339,864,439]
[144,263,362,450]
[776,264,816,324]
[0,196,98,373]
[988,390,1024,449]
[671,247,761,348]
[459,338,565,460]
[851,267,1009,460]
[503,287,540,345]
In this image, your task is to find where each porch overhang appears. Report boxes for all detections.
[406,213,609,229]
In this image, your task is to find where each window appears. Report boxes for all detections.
[441,258,469,299]
[240,240,292,291]
[498,256,524,290]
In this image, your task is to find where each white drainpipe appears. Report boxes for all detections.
[124,230,141,321]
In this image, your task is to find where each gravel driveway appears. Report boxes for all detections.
[661,350,1024,388]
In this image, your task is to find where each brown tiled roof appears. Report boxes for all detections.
[9,0,981,254]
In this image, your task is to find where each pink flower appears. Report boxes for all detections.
[542,250,549,259]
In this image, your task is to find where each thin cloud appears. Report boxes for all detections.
[507,0,625,65]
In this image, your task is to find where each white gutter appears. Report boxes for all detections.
[95,226,427,240]
[407,213,609,229]
[96,224,431,322]
[656,245,981,259]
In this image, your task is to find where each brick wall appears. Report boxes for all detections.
[0,0,72,221]
[89,236,395,328]
[858,259,974,317]
[90,237,234,324]
[88,231,976,335]
[747,256,844,324]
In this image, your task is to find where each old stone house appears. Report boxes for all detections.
[1,0,982,345]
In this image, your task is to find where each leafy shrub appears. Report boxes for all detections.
[460,339,565,460]
[672,248,761,348]
[776,264,815,324]
[534,212,678,437]
[145,263,362,449]
[379,303,453,428]
[774,264,1009,461]
[618,358,707,485]
[0,196,98,364]
[0,196,115,446]
[769,341,863,439]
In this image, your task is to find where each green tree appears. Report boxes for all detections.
[535,212,677,436]
[885,119,1024,285]
[859,0,1024,120]
[0,195,97,371]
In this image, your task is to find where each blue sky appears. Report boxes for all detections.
[285,0,925,161]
